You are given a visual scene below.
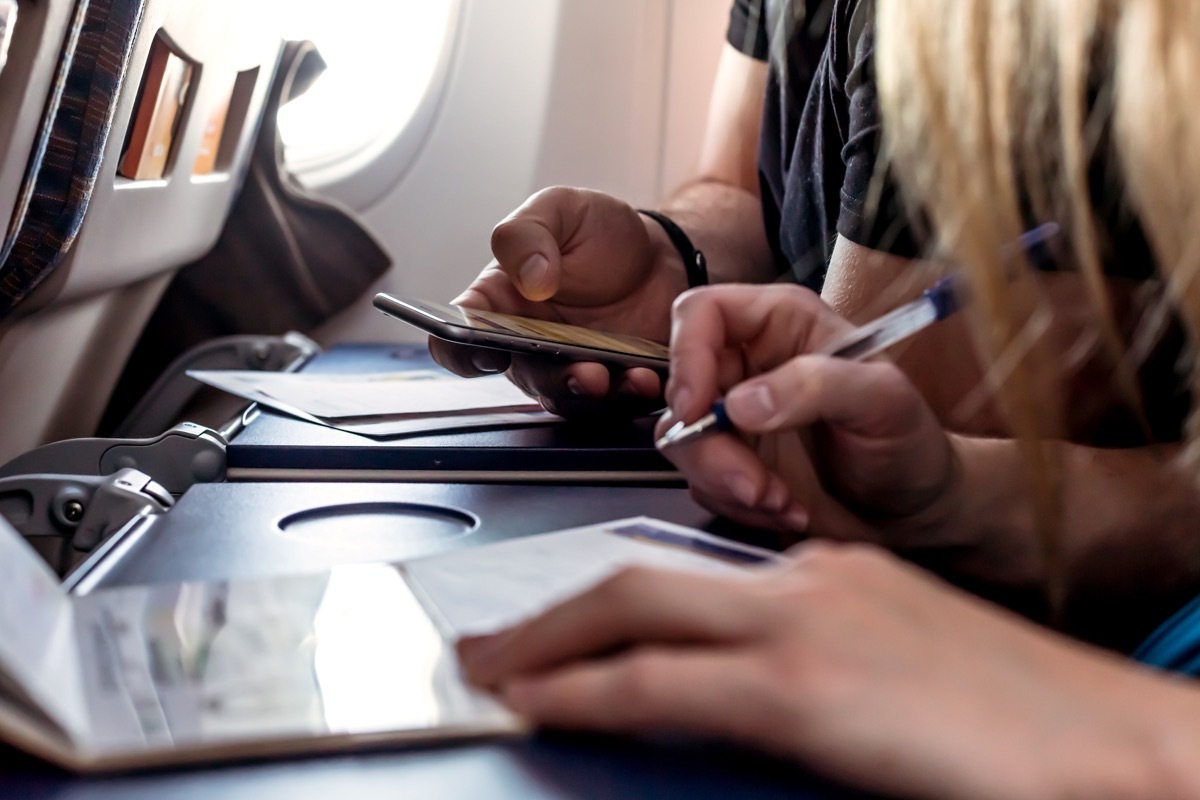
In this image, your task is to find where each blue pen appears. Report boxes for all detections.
[655,224,1059,450]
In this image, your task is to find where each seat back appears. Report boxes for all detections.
[0,0,282,464]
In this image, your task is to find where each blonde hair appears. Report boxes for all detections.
[874,0,1200,606]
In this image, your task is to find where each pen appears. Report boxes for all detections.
[655,223,1060,450]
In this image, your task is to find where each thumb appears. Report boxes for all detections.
[723,356,930,438]
[491,189,579,301]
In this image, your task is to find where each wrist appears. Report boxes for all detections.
[901,435,1045,591]
[628,212,689,341]
[638,210,705,293]
[1049,669,1200,800]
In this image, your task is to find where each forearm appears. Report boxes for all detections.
[945,436,1200,648]
[823,237,1158,441]
[1126,673,1200,799]
[653,179,779,285]
[1038,636,1200,799]
[1029,633,1200,798]
[649,44,777,286]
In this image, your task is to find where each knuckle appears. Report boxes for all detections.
[520,185,572,214]
[670,285,718,318]
[769,282,819,304]
[790,539,888,579]
[686,486,742,519]
[771,571,837,610]
[788,538,849,572]
[531,185,584,219]
[837,542,897,579]
[612,563,656,587]
[616,654,671,717]
[761,647,853,735]
[794,356,825,394]
[751,284,817,318]
[796,285,823,306]
[532,184,570,201]
[489,216,525,251]
[595,566,654,604]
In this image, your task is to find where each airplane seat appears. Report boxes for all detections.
[98,38,391,439]
[0,0,282,466]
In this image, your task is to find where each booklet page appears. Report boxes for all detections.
[0,518,88,743]
[74,564,514,762]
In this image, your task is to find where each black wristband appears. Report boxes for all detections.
[638,209,709,288]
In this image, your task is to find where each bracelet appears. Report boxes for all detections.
[638,209,709,288]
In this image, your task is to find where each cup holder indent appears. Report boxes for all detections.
[277,503,477,554]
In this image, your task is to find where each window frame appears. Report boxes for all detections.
[282,0,464,211]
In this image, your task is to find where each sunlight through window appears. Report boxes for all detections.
[278,0,457,176]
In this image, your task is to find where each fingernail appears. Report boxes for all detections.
[472,351,506,373]
[784,506,810,531]
[727,383,777,427]
[672,386,692,416]
[518,254,550,294]
[727,474,758,507]
[567,377,586,396]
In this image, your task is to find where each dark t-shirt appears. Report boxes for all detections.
[731,0,906,287]
[728,0,845,286]
[730,0,1156,287]
[727,0,1186,440]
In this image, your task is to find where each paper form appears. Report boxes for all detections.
[187,369,560,437]
[403,518,778,638]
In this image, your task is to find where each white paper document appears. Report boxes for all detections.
[187,369,558,437]
[0,515,775,772]
[403,518,778,637]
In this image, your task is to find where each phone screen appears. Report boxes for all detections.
[403,299,670,361]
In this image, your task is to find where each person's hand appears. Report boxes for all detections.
[458,542,1174,800]
[430,187,689,417]
[658,284,960,547]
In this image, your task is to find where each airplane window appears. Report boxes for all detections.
[278,0,458,193]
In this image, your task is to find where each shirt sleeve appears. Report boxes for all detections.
[727,0,770,61]
[834,4,924,258]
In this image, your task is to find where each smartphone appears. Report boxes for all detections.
[373,294,670,371]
